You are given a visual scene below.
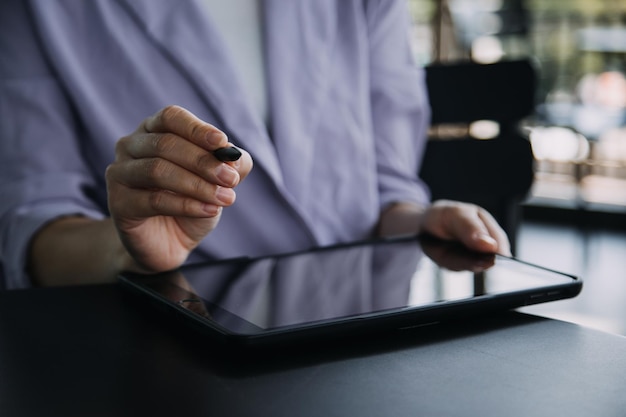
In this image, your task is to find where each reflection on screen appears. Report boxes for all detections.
[409,257,573,306]
[137,238,575,332]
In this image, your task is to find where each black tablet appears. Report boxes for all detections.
[118,235,582,347]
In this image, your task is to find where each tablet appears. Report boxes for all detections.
[118,235,582,347]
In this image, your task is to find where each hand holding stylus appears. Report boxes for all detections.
[106,105,253,273]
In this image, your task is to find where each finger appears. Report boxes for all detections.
[231,146,253,181]
[109,183,224,219]
[477,209,512,256]
[448,211,498,253]
[122,133,242,188]
[141,105,229,152]
[107,158,236,206]
[424,201,505,254]
[448,208,510,255]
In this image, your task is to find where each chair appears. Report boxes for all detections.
[419,59,537,254]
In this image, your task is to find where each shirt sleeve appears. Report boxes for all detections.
[365,0,432,210]
[0,1,106,289]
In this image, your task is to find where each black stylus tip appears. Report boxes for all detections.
[213,147,242,162]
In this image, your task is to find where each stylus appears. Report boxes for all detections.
[213,147,242,162]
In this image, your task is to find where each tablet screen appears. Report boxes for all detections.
[120,236,581,341]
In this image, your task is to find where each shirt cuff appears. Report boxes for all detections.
[1,202,104,290]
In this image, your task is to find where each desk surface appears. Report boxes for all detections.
[1,284,625,417]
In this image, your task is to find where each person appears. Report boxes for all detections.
[0,0,509,290]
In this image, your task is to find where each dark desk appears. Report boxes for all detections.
[2,284,625,417]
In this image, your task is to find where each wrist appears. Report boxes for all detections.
[377,202,428,237]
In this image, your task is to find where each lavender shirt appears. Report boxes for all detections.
[0,0,430,289]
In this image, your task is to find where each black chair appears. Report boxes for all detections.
[420,59,537,254]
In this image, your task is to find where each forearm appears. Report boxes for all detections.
[28,216,140,287]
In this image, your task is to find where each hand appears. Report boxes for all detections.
[105,105,253,273]
[419,200,511,256]
[378,200,511,256]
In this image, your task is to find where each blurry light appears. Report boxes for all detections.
[577,71,626,109]
[472,36,504,64]
[595,71,626,108]
[577,73,598,105]
[595,127,626,163]
[470,120,500,139]
[529,126,590,162]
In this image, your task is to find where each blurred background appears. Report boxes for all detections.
[407,0,626,334]
[409,0,626,212]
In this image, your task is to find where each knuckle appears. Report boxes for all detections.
[195,152,214,171]
[160,104,183,120]
[158,105,184,128]
[144,158,170,180]
[117,134,132,147]
[151,133,177,155]
[149,192,198,216]
[104,164,115,181]
[181,197,197,215]
[115,135,131,156]
[189,176,208,195]
[148,190,167,211]
[104,162,125,185]
[189,122,202,141]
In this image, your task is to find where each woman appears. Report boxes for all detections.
[0,0,508,289]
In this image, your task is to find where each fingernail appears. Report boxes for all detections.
[215,164,238,187]
[474,233,497,248]
[202,203,221,216]
[209,131,228,146]
[215,186,235,205]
